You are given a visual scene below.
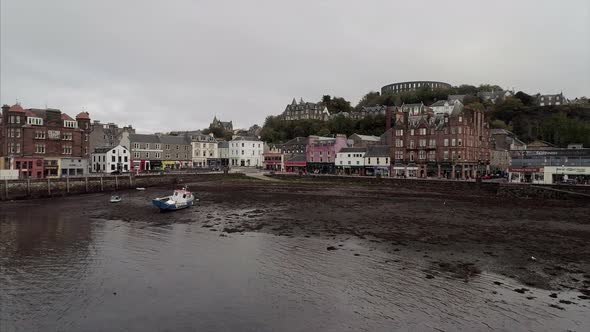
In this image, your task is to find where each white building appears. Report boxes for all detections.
[190,133,218,167]
[429,99,463,115]
[364,146,391,176]
[335,147,366,175]
[229,136,264,167]
[91,145,130,173]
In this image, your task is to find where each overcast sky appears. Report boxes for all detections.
[1,0,589,133]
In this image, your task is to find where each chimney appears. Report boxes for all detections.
[386,106,393,130]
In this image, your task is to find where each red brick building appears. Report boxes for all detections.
[386,105,490,179]
[0,104,91,178]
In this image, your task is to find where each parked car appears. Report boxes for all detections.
[481,174,492,180]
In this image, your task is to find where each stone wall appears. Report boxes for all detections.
[0,173,244,201]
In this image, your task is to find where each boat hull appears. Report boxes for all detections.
[152,198,194,211]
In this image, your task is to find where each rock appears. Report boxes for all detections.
[513,288,529,294]
[559,300,575,305]
[353,253,360,256]
[425,274,435,279]
[578,295,590,300]
[326,246,337,251]
[493,281,503,286]
[549,304,565,311]
[549,293,558,298]
[526,296,536,300]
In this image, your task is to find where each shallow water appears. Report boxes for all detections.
[0,197,589,331]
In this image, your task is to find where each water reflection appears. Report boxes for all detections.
[1,200,589,331]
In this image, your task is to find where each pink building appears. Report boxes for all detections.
[306,134,348,173]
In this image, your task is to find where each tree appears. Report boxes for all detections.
[490,119,508,129]
[514,91,534,106]
[317,128,331,137]
[354,91,381,111]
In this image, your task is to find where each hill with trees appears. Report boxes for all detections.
[261,86,590,147]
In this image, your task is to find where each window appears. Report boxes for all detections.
[15,128,21,138]
[112,155,116,162]
[428,151,436,161]
[347,161,351,165]
[377,158,380,164]
[443,151,449,160]
[451,139,456,147]
[459,116,463,123]
[134,152,140,158]
[63,120,77,128]
[409,153,414,161]
[242,143,244,147]
[395,129,404,136]
[15,143,21,153]
[134,143,140,149]
[419,139,426,147]
[63,145,72,155]
[111,164,116,171]
[444,139,449,147]
[395,140,403,147]
[458,139,463,146]
[419,151,426,160]
[409,140,415,148]
[410,129,415,136]
[419,128,426,135]
[155,144,161,149]
[155,152,161,158]
[146,143,150,149]
[62,132,73,140]
[176,146,179,150]
[367,158,371,164]
[146,152,150,158]
[458,127,462,134]
[429,139,436,147]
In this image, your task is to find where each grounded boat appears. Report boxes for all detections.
[110,195,122,203]
[136,187,146,191]
[152,188,196,211]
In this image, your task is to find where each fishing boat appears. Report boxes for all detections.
[110,195,122,203]
[152,188,196,211]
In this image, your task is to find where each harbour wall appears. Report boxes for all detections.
[0,173,245,201]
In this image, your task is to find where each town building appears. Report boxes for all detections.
[381,81,451,95]
[0,104,91,178]
[387,104,491,179]
[89,120,135,152]
[126,134,163,172]
[335,147,366,175]
[281,137,308,173]
[489,129,527,173]
[536,93,567,106]
[210,116,233,132]
[363,145,390,177]
[348,105,387,120]
[91,145,130,173]
[217,141,230,167]
[348,133,381,148]
[429,99,464,115]
[263,144,283,171]
[477,90,513,104]
[160,135,192,169]
[190,132,219,168]
[281,98,330,121]
[306,135,348,173]
[509,147,590,184]
[229,136,264,167]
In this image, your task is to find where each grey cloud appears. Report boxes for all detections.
[2,0,589,133]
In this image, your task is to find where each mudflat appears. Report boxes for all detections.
[91,178,590,294]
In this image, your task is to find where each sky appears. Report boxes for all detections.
[1,0,589,133]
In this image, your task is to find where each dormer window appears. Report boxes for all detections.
[64,120,78,128]
[27,117,44,126]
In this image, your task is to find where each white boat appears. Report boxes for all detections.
[152,188,197,211]
[136,187,146,191]
[110,195,122,203]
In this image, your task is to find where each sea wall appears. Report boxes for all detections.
[267,173,590,200]
[0,173,245,201]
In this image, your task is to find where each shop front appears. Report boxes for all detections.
[60,158,88,177]
[150,160,163,171]
[14,158,44,179]
[508,167,544,184]
[544,166,590,185]
[364,166,390,177]
[43,158,60,178]
[132,160,152,172]
[392,165,418,178]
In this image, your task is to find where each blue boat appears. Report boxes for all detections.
[152,188,196,211]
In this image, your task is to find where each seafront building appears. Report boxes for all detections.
[189,132,219,168]
[262,144,283,171]
[387,104,491,179]
[228,136,264,167]
[508,145,590,184]
[335,147,366,175]
[306,135,348,173]
[89,120,135,152]
[0,104,91,178]
[91,145,130,173]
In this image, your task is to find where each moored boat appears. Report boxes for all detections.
[152,188,196,211]
[110,195,122,203]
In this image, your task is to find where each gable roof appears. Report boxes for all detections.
[129,134,160,144]
[339,147,367,153]
[159,135,190,145]
[364,145,390,157]
[350,133,380,141]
